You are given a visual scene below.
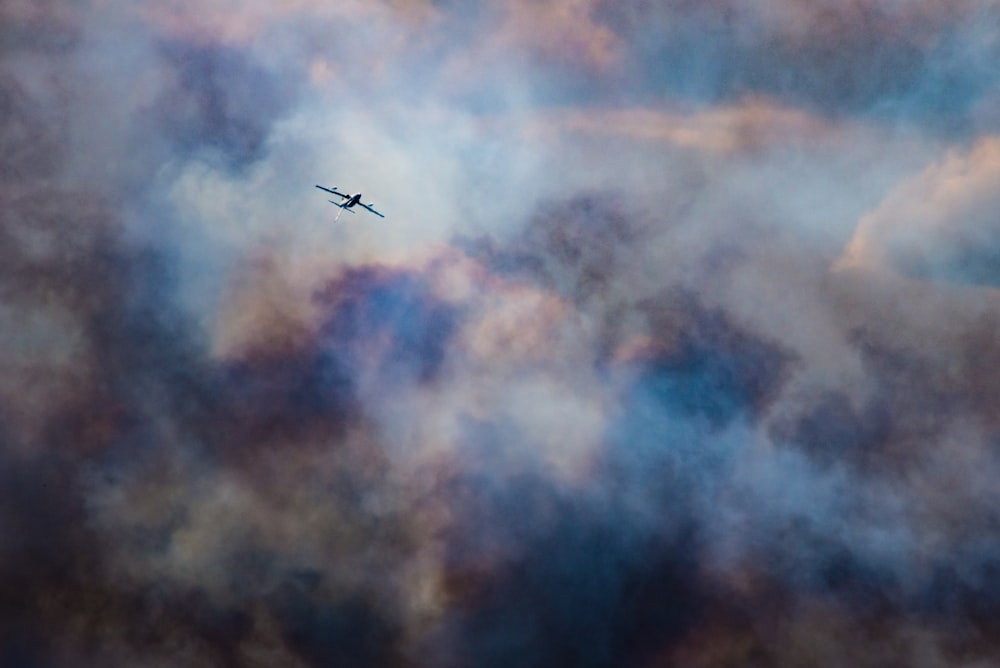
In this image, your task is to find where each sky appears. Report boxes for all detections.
[2,1,1000,666]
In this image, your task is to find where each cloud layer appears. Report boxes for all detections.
[3,1,1000,666]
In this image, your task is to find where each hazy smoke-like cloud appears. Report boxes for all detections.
[840,136,1000,285]
[3,1,1000,666]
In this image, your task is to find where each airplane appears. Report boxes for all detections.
[315,184,385,221]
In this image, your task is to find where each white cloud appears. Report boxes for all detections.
[837,136,1000,283]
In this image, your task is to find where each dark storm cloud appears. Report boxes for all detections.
[0,63,205,666]
[153,40,300,173]
[457,192,643,310]
[0,74,63,180]
[0,2,79,55]
[315,266,461,387]
[435,460,706,668]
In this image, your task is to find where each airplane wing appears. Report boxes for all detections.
[315,184,349,199]
[358,202,385,218]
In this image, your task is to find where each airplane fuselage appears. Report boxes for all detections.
[345,193,362,208]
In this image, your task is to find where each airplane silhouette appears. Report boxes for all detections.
[315,185,385,221]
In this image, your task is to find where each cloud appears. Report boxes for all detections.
[4,1,1000,666]
[598,0,1000,127]
[838,136,1000,285]
[519,98,838,154]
